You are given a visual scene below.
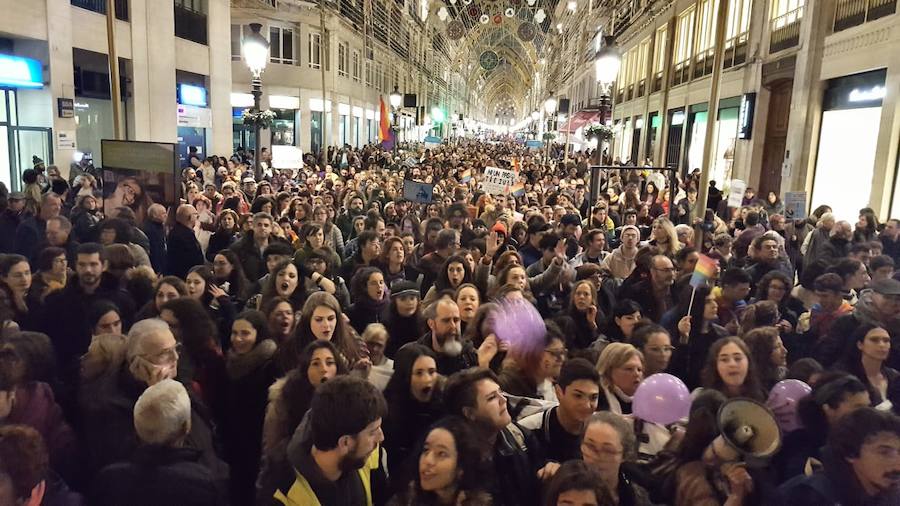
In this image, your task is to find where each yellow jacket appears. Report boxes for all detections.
[273,445,381,506]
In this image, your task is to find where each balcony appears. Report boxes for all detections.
[770,6,803,53]
[672,60,690,86]
[722,34,748,69]
[834,0,896,32]
[692,49,715,79]
[71,0,129,20]
[175,4,208,45]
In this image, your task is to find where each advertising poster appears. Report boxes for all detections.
[101,140,178,226]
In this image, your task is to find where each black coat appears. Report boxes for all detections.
[92,445,227,506]
[205,231,235,262]
[227,232,272,282]
[14,215,47,262]
[166,222,205,279]
[0,208,23,253]
[222,345,278,506]
[142,220,167,274]
[39,272,136,377]
[489,424,547,506]
[79,365,228,481]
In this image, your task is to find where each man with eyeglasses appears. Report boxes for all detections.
[780,407,900,505]
[621,254,676,323]
[520,358,600,462]
[80,319,227,479]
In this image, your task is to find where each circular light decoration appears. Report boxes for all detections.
[450,0,457,3]
[517,21,536,41]
[510,0,521,5]
[463,0,472,5]
[526,0,536,5]
[480,13,489,24]
[467,5,480,17]
[479,50,500,70]
[533,8,546,23]
[447,19,465,39]
[505,7,515,17]
[493,13,503,24]
[437,6,449,21]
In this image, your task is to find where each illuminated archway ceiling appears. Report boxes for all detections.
[435,0,559,117]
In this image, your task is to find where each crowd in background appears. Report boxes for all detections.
[0,138,899,506]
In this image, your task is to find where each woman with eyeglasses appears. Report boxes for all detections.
[628,322,674,377]
[498,321,566,401]
[580,411,652,506]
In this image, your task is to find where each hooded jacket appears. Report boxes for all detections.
[818,289,900,368]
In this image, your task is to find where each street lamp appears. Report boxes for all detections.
[389,85,402,156]
[241,23,270,179]
[530,110,540,140]
[593,35,621,164]
[544,97,558,163]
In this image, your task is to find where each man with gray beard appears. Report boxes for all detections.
[416,297,478,375]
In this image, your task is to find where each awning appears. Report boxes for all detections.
[559,111,600,132]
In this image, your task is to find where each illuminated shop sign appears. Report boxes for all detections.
[0,55,43,89]
[178,84,208,107]
[738,93,756,140]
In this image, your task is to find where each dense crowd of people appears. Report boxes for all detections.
[1,139,900,506]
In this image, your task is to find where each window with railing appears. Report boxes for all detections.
[270,27,296,65]
[770,0,804,52]
[636,37,650,97]
[338,41,348,77]
[723,0,751,69]
[365,60,372,86]
[308,32,322,69]
[352,50,361,81]
[834,0,897,32]
[174,0,208,45]
[652,25,667,92]
[693,0,717,79]
[672,6,695,86]
[71,0,129,20]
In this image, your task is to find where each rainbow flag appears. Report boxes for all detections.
[378,96,395,151]
[459,168,472,183]
[690,254,718,288]
[509,182,525,197]
[512,157,521,173]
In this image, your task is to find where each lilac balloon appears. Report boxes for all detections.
[632,373,691,425]
[493,298,546,354]
[767,379,812,433]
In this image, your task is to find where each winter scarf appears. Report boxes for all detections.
[226,338,277,380]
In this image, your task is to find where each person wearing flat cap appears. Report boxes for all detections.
[817,278,900,369]
[0,192,26,253]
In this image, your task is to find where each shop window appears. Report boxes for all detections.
[271,110,296,146]
[270,27,296,65]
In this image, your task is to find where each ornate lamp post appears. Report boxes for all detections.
[543,97,557,164]
[592,35,621,164]
[241,23,270,179]
[389,85,402,157]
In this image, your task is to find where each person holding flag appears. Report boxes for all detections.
[378,96,395,152]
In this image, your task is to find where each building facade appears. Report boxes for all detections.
[0,0,234,188]
[230,0,472,157]
[550,0,900,223]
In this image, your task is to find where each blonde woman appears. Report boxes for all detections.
[596,342,671,463]
[646,217,682,258]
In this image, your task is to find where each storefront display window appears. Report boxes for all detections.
[813,69,886,222]
[271,109,296,146]
[310,111,322,155]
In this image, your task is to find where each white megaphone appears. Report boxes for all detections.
[707,398,782,468]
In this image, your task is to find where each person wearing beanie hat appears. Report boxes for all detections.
[383,279,422,358]
[602,225,641,280]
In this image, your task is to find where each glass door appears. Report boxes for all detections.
[10,127,52,191]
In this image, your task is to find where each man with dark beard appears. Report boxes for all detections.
[417,298,478,375]
[269,376,388,505]
[780,407,900,505]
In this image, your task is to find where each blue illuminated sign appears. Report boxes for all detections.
[0,55,43,89]
[178,84,208,107]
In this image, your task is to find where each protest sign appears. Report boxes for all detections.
[480,166,517,195]
[403,180,434,203]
